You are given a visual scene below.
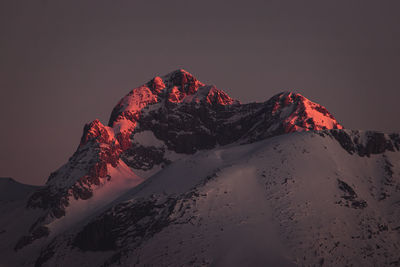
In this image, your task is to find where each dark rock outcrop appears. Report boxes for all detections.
[329,130,398,157]
[24,69,345,248]
[336,179,367,209]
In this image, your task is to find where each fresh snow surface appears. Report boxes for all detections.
[2,131,400,267]
[115,131,400,267]
[122,164,296,267]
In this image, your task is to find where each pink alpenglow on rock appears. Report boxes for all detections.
[23,69,344,250]
[270,92,343,133]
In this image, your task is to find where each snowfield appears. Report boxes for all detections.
[1,70,399,266]
[2,130,398,266]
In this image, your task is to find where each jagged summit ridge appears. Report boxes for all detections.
[4,71,400,267]
[108,69,235,127]
[157,68,205,95]
[23,70,344,249]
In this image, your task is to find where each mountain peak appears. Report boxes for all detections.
[152,69,203,95]
[8,71,400,267]
[109,70,232,128]
[24,71,345,246]
[269,91,343,132]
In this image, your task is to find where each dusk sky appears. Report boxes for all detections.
[1,0,400,185]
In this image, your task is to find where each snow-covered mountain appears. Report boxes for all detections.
[1,70,399,267]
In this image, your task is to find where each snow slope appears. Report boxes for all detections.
[1,70,398,266]
[27,130,400,267]
[20,70,344,253]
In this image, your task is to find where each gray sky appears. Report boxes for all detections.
[1,0,399,185]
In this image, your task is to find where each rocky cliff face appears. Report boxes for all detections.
[3,70,400,267]
[23,69,343,248]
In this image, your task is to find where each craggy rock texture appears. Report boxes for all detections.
[10,70,400,266]
[328,130,399,157]
[25,69,344,233]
